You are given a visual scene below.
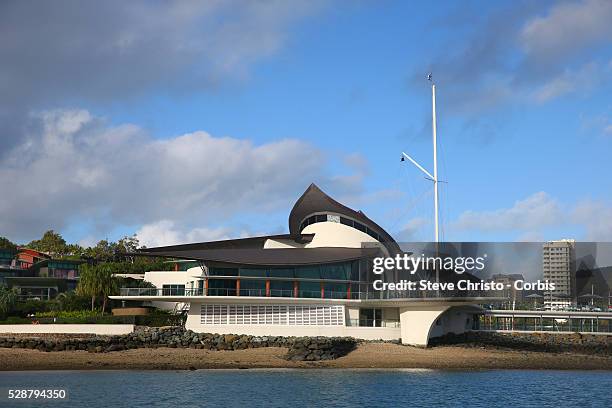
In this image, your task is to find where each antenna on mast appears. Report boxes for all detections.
[401,72,440,243]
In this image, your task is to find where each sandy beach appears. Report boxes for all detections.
[0,343,610,371]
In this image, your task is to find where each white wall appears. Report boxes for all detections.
[143,270,192,288]
[263,238,305,249]
[399,305,477,347]
[186,302,400,340]
[0,324,134,335]
[302,222,380,248]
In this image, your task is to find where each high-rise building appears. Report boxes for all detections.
[543,239,576,310]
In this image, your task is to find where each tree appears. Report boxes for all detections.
[0,237,17,252]
[27,230,68,257]
[76,263,119,313]
[98,263,118,314]
[77,264,102,311]
[82,240,117,262]
[0,285,18,319]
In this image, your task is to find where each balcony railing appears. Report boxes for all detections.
[348,318,401,328]
[118,287,500,300]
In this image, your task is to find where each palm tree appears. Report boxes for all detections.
[0,285,18,319]
[77,263,119,313]
[98,263,118,314]
[77,264,102,311]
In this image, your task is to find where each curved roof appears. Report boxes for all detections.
[288,184,401,254]
[135,247,380,266]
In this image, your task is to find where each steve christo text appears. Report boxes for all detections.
[370,254,555,292]
[372,279,555,292]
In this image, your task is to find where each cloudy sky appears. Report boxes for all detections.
[1,0,611,247]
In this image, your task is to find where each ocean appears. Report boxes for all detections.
[1,369,611,407]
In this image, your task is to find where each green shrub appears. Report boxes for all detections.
[10,300,52,317]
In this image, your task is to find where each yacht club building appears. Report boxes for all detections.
[111,184,494,346]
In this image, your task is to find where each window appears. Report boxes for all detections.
[320,263,350,280]
[239,268,268,277]
[239,280,266,297]
[207,279,236,296]
[298,281,321,298]
[324,283,348,299]
[268,268,294,278]
[359,308,382,327]
[270,280,293,297]
[162,284,185,296]
[209,268,238,276]
[295,265,320,279]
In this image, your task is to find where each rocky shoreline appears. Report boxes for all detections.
[0,326,357,361]
[0,328,610,370]
[430,331,611,355]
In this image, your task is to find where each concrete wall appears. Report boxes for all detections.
[143,270,193,288]
[302,222,381,249]
[263,238,305,249]
[428,309,474,339]
[186,323,400,341]
[186,303,400,340]
[399,305,477,347]
[399,305,449,346]
[0,324,134,335]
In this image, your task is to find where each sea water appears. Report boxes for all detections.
[0,369,610,407]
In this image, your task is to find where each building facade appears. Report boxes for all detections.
[0,248,82,300]
[543,240,576,310]
[112,184,497,346]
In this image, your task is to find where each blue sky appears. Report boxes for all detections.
[1,0,611,246]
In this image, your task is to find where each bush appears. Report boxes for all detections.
[0,316,31,324]
[36,310,101,319]
[10,300,52,317]
[51,292,92,312]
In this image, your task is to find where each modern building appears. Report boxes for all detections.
[0,248,83,300]
[111,184,499,346]
[489,273,526,307]
[543,239,576,310]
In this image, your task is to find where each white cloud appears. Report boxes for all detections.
[532,61,611,103]
[136,220,235,248]
[453,192,562,233]
[452,192,612,241]
[0,109,361,242]
[422,1,612,115]
[0,0,327,151]
[396,217,429,241]
[572,200,612,241]
[521,0,612,65]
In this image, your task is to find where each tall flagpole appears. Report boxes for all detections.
[401,73,440,244]
[401,73,441,289]
[431,81,439,244]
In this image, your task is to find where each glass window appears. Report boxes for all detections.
[340,217,353,226]
[295,265,320,279]
[354,222,367,233]
[239,268,268,277]
[359,308,382,327]
[268,268,294,278]
[207,279,236,296]
[320,263,350,280]
[162,284,185,296]
[298,281,321,298]
[209,268,238,276]
[270,280,293,297]
[239,280,266,297]
[324,283,348,299]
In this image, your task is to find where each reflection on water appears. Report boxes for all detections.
[0,369,611,408]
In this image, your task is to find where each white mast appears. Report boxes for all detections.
[401,73,440,243]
